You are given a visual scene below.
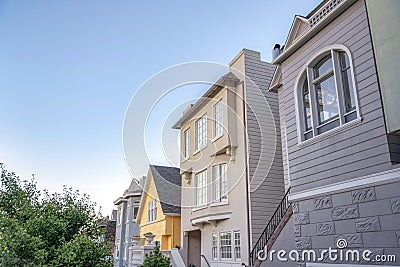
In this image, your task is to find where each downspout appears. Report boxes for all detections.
[241,80,252,266]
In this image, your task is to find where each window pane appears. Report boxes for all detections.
[184,129,190,158]
[221,164,228,200]
[234,232,241,260]
[212,233,218,260]
[303,81,312,130]
[212,166,220,201]
[314,56,333,78]
[196,116,207,150]
[315,75,339,124]
[220,232,232,259]
[342,68,356,113]
[339,52,350,70]
[213,101,223,137]
[196,171,207,206]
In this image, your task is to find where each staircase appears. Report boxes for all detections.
[249,188,292,266]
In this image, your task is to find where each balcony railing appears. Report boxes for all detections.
[160,250,171,259]
[309,0,343,27]
[249,187,291,266]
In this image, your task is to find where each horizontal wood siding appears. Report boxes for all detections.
[244,51,285,246]
[279,0,396,194]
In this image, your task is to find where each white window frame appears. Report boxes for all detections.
[220,232,232,260]
[183,128,190,159]
[213,100,223,138]
[234,231,241,261]
[211,230,241,262]
[212,233,218,260]
[195,170,207,207]
[195,115,207,151]
[212,163,228,203]
[294,45,361,146]
[147,199,157,223]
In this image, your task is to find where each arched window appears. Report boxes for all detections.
[297,46,359,141]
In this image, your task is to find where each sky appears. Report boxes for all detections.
[0,0,321,215]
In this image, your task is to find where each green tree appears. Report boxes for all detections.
[139,246,170,267]
[0,164,112,267]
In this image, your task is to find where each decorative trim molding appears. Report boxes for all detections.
[297,117,362,148]
[289,168,400,202]
[272,0,357,64]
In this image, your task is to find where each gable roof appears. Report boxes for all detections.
[123,178,143,197]
[113,178,143,205]
[284,15,311,49]
[149,165,181,215]
[136,165,181,222]
[272,0,357,64]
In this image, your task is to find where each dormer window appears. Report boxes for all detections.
[296,46,360,142]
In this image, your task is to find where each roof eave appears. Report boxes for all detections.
[272,0,357,65]
[172,74,240,129]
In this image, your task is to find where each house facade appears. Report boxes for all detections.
[260,0,400,266]
[136,165,181,251]
[113,178,144,267]
[173,49,285,267]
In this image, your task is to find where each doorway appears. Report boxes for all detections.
[187,230,201,267]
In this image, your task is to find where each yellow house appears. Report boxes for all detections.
[136,165,181,250]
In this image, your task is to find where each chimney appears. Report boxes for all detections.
[272,43,281,61]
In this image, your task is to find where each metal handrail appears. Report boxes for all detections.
[249,187,291,266]
[201,254,211,267]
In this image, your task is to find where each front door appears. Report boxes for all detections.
[188,230,201,267]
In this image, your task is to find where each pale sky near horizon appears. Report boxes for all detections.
[0,0,321,215]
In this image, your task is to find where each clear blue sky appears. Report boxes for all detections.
[0,0,321,215]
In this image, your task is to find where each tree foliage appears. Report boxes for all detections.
[139,246,170,267]
[0,164,112,267]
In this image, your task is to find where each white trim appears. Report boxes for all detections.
[298,117,361,148]
[289,168,400,202]
[272,0,357,64]
[294,44,361,146]
[211,133,224,143]
[191,212,232,225]
[210,200,229,207]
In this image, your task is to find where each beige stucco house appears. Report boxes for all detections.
[172,49,285,267]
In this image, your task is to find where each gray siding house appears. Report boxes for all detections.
[251,0,400,266]
[113,178,144,267]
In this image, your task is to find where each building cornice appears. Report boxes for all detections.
[172,73,239,129]
[272,0,357,65]
[289,168,400,202]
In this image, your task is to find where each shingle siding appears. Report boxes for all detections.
[279,0,396,194]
